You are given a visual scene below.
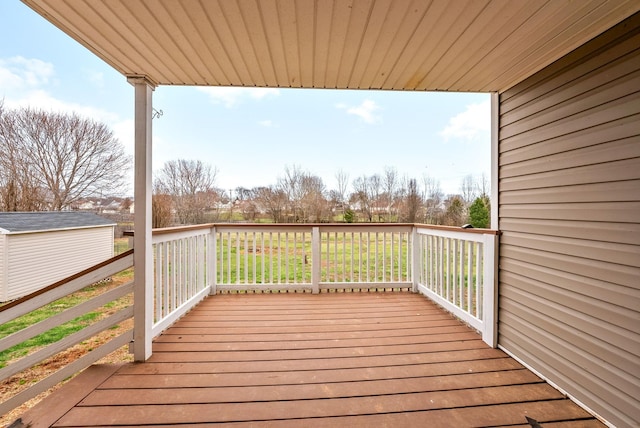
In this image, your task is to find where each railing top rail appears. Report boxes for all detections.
[125,223,474,237]
[414,223,500,236]
[0,249,134,314]
[123,224,213,236]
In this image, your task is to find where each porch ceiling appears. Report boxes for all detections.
[21,0,640,93]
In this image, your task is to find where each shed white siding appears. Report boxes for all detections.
[0,234,6,301]
[2,227,114,301]
[498,13,640,427]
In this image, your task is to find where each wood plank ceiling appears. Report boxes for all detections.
[22,0,640,93]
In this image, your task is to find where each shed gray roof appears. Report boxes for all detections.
[0,212,116,233]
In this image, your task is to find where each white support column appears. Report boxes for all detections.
[490,92,499,230]
[128,76,155,361]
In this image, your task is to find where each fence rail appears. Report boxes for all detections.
[0,250,134,417]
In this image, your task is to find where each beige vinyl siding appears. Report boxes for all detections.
[497,12,640,428]
[4,227,114,301]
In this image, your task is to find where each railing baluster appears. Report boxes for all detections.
[445,238,450,302]
[154,242,161,321]
[374,232,379,283]
[260,232,265,284]
[293,232,297,285]
[467,241,473,314]
[166,240,171,315]
[452,238,458,306]
[341,232,346,283]
[476,242,482,318]
[397,233,402,282]
[253,232,258,285]
[277,232,282,284]
[171,240,176,309]
[350,232,354,283]
[406,232,410,283]
[284,232,288,285]
[227,233,231,286]
[331,232,335,283]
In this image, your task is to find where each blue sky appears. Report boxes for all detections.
[1,2,490,196]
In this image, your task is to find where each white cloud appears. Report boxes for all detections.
[337,99,381,124]
[85,70,105,88]
[440,99,490,142]
[3,89,119,123]
[0,56,54,89]
[197,87,280,108]
[111,118,134,154]
[258,119,273,127]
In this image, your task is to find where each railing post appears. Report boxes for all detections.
[128,76,155,361]
[482,233,499,347]
[311,227,320,294]
[411,227,419,292]
[209,226,217,295]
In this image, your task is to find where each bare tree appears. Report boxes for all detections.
[443,195,466,226]
[0,106,130,211]
[382,166,400,221]
[461,174,478,206]
[478,172,490,199]
[253,186,287,223]
[235,187,258,221]
[351,174,381,222]
[154,159,218,224]
[334,169,350,219]
[422,174,444,224]
[152,194,173,228]
[299,174,328,222]
[399,177,421,222]
[279,165,306,222]
[277,165,328,222]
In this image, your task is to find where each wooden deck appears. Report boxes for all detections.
[17,293,603,427]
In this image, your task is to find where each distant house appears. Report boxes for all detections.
[0,212,116,301]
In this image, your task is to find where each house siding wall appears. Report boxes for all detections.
[498,13,640,427]
[3,227,114,301]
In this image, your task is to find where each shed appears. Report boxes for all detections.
[0,212,116,302]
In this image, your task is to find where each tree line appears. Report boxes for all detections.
[153,161,491,229]
[0,105,490,228]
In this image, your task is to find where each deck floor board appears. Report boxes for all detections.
[15,292,604,427]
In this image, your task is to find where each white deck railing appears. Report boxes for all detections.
[414,225,499,346]
[210,224,413,293]
[144,223,498,346]
[149,227,211,337]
